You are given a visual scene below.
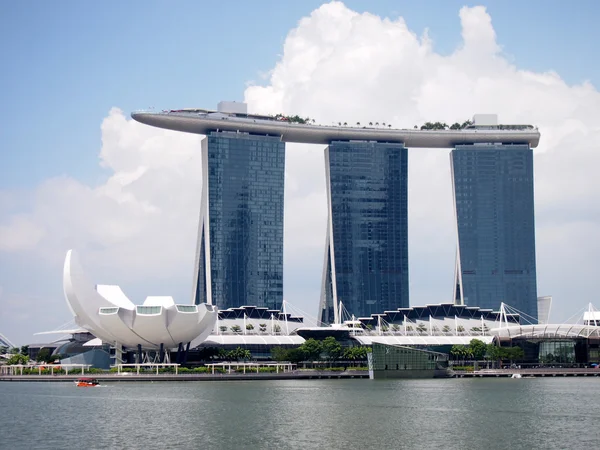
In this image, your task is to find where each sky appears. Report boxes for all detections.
[1,1,600,346]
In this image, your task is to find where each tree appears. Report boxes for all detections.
[36,348,51,363]
[457,325,465,334]
[343,122,348,126]
[356,122,360,126]
[322,337,342,362]
[442,325,451,334]
[343,346,369,365]
[391,324,400,332]
[219,326,228,333]
[503,346,524,362]
[416,323,427,334]
[271,347,288,362]
[273,324,281,333]
[286,348,306,364]
[300,339,322,361]
[259,323,267,333]
[20,345,29,356]
[469,339,487,360]
[486,343,501,361]
[228,347,251,361]
[420,121,448,130]
[245,324,254,331]
[369,122,373,126]
[7,353,28,365]
[0,346,8,355]
[450,345,466,360]
[230,325,242,333]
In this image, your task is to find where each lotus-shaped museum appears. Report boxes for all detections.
[63,250,217,349]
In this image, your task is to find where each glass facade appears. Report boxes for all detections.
[194,132,285,311]
[370,343,449,378]
[451,144,537,320]
[320,141,408,323]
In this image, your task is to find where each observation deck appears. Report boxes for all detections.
[131,109,541,148]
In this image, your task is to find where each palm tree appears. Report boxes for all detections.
[356,122,360,126]
[375,122,379,126]
[343,122,348,126]
[388,124,392,128]
[369,122,373,126]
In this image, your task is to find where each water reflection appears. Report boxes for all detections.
[1,379,599,449]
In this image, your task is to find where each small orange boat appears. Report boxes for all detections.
[75,377,100,387]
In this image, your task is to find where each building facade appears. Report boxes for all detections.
[451,144,538,320]
[319,141,409,323]
[193,131,285,310]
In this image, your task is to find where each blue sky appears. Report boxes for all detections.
[1,1,600,345]
[1,1,598,188]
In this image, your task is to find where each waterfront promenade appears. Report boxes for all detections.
[455,367,600,378]
[0,369,370,382]
[3,367,600,381]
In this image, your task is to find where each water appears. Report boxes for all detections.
[1,378,598,449]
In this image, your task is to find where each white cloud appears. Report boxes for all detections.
[1,2,600,343]
[244,1,600,318]
[0,216,46,251]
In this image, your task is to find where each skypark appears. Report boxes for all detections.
[131,104,540,149]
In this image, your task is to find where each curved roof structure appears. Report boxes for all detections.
[353,335,494,346]
[201,335,305,346]
[0,332,15,349]
[492,324,600,340]
[131,110,541,148]
[63,250,217,349]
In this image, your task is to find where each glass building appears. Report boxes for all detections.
[319,141,409,324]
[451,144,537,320]
[193,131,285,310]
[369,343,449,379]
